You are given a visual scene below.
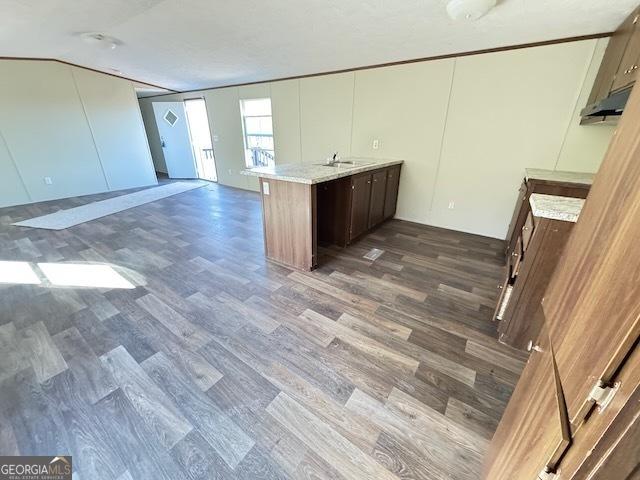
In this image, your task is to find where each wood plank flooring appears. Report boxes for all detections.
[0,180,528,479]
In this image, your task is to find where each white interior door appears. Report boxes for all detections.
[152,102,198,179]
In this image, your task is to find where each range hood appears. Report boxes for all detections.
[581,87,632,118]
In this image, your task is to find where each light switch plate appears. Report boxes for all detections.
[372,139,379,150]
[44,177,53,185]
[263,181,270,195]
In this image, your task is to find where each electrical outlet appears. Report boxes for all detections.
[228,169,233,175]
[262,181,270,195]
[448,201,455,210]
[372,139,379,150]
[213,135,219,142]
[44,177,53,185]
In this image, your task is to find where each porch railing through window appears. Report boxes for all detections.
[250,148,274,167]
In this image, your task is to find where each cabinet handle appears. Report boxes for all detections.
[634,65,639,71]
[523,226,529,231]
[527,340,543,353]
[498,284,503,289]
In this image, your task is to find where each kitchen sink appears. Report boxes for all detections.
[314,161,373,168]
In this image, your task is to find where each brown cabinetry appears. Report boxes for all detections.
[498,216,574,350]
[384,165,401,220]
[611,11,640,93]
[505,175,590,261]
[259,162,402,272]
[486,80,640,480]
[349,172,373,241]
[497,172,591,350]
[317,164,402,247]
[368,169,388,228]
[485,321,570,480]
[583,8,640,122]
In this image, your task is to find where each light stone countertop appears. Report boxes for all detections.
[525,168,595,186]
[529,193,585,223]
[241,157,403,184]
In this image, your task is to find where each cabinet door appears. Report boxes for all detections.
[589,9,638,102]
[611,11,640,92]
[368,169,388,228]
[542,82,640,428]
[484,321,570,480]
[349,173,372,241]
[383,166,401,220]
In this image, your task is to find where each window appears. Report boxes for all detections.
[240,98,275,167]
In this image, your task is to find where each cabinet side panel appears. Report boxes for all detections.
[260,178,314,270]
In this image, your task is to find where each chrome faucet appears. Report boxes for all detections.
[326,152,339,165]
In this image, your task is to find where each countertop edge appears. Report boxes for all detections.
[241,160,404,185]
[524,168,595,186]
[529,193,584,223]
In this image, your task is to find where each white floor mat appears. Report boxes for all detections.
[13,181,207,230]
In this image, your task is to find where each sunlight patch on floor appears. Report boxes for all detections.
[38,263,135,289]
[0,261,41,285]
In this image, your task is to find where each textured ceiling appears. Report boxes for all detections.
[0,0,637,91]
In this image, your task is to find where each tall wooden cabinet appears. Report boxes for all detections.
[497,212,576,350]
[583,7,640,123]
[485,80,640,479]
[496,171,591,351]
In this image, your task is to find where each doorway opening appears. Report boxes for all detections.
[184,98,217,182]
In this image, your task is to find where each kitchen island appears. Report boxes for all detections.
[242,158,403,270]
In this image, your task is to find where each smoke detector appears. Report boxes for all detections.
[80,32,120,50]
[446,0,497,21]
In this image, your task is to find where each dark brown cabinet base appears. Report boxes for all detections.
[318,164,402,248]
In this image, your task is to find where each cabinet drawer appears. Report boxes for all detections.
[511,236,522,279]
[493,267,511,322]
[522,212,534,252]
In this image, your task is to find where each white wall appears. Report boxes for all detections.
[299,73,355,164]
[72,67,157,191]
[139,38,614,239]
[0,60,156,208]
[351,60,455,226]
[270,79,301,165]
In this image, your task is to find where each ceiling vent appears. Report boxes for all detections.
[79,32,120,50]
[446,0,496,21]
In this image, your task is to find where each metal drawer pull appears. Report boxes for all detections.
[588,381,621,413]
[526,340,543,352]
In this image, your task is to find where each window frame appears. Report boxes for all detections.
[240,98,275,168]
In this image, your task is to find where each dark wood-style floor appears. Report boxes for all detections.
[0,180,527,480]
